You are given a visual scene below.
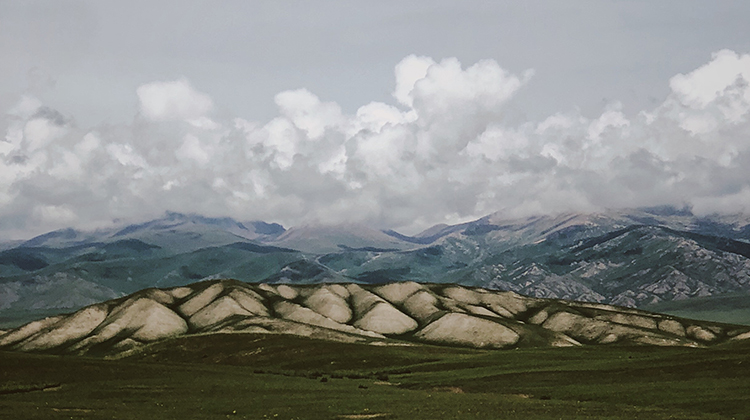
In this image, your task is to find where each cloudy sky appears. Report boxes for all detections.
[2,1,750,239]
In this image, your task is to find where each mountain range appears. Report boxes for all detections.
[2,207,750,328]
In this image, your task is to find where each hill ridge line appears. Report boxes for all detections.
[2,279,749,357]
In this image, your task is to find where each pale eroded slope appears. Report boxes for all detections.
[2,280,749,356]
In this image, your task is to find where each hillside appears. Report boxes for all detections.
[2,280,748,357]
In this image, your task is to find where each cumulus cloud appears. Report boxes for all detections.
[136,78,214,122]
[669,50,750,110]
[2,51,750,238]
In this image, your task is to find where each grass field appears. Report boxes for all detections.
[1,333,750,419]
[643,292,750,326]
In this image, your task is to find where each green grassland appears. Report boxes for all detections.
[2,333,750,419]
[644,292,750,326]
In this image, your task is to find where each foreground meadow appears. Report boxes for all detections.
[1,334,749,419]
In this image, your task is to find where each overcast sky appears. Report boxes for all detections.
[2,1,750,238]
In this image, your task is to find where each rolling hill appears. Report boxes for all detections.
[2,279,748,357]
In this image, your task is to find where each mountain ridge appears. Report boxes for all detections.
[3,207,750,328]
[3,279,748,357]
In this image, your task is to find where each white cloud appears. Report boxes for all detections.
[275,89,343,140]
[187,116,220,130]
[409,58,531,119]
[2,51,750,237]
[8,95,42,119]
[23,117,67,152]
[353,124,416,179]
[587,104,629,141]
[406,57,533,161]
[464,125,531,161]
[32,204,77,225]
[393,55,435,108]
[351,101,414,135]
[48,150,84,180]
[75,132,101,157]
[175,134,211,166]
[662,50,750,137]
[106,143,147,168]
[252,117,301,170]
[136,78,214,122]
[669,50,750,109]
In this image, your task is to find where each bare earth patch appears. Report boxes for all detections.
[336,414,391,419]
[52,408,94,413]
[432,386,465,394]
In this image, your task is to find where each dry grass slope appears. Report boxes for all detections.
[1,279,749,356]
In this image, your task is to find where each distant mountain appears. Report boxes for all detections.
[270,223,417,254]
[21,212,286,251]
[109,212,285,245]
[322,209,750,318]
[3,207,750,328]
[3,279,748,356]
[0,213,295,327]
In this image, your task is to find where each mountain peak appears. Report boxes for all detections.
[272,223,416,254]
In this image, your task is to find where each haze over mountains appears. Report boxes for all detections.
[2,207,750,328]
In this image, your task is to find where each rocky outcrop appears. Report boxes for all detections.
[415,313,520,348]
[303,286,352,323]
[1,280,748,356]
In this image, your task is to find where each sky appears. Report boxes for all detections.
[2,1,750,239]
